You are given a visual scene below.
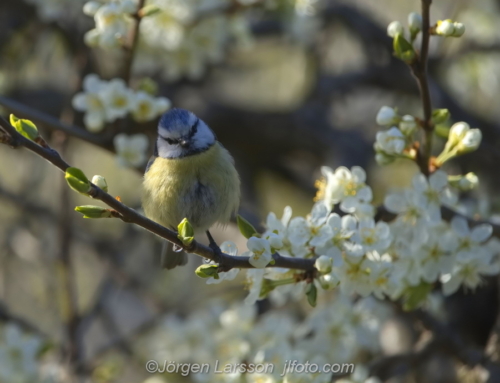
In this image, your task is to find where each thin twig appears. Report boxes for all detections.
[0,115,315,272]
[0,96,108,148]
[410,0,434,176]
[122,0,146,83]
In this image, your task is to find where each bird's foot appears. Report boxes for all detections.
[206,230,224,263]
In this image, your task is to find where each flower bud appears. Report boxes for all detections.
[318,273,339,290]
[376,106,397,126]
[75,205,112,218]
[449,172,478,191]
[452,22,465,37]
[447,122,470,147]
[91,175,108,192]
[408,12,422,33]
[436,20,455,36]
[315,255,332,274]
[387,21,404,38]
[399,115,417,135]
[457,129,481,154]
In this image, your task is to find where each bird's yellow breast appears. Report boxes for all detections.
[142,143,240,232]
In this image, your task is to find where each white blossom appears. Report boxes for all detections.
[131,91,171,123]
[352,219,392,253]
[100,79,134,121]
[247,237,273,268]
[450,216,493,261]
[113,133,149,167]
[72,74,108,132]
[321,166,368,210]
[441,254,499,296]
[412,170,457,222]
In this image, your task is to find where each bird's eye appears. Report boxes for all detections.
[165,138,175,145]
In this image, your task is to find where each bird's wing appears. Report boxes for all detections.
[145,155,157,173]
[145,140,159,173]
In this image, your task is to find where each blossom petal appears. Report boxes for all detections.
[429,170,448,190]
[470,224,493,243]
[442,274,462,296]
[451,216,470,237]
[384,193,406,213]
[351,166,366,183]
[412,173,428,192]
[220,241,238,256]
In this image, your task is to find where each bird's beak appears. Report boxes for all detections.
[179,139,189,148]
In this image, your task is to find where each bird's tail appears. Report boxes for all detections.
[160,240,188,269]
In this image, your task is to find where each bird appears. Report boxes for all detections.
[142,108,240,269]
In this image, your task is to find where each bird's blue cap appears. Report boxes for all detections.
[158,108,193,132]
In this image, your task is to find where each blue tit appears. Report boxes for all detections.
[142,108,240,269]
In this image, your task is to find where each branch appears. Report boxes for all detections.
[122,0,146,83]
[410,0,434,176]
[0,96,110,148]
[0,115,315,273]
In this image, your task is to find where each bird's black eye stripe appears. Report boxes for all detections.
[188,118,200,139]
[160,135,177,145]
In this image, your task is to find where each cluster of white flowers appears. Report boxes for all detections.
[83,0,138,48]
[374,106,417,165]
[207,113,498,310]
[72,74,171,132]
[138,0,254,82]
[143,298,390,383]
[0,324,59,383]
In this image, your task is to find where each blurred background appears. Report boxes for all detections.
[2,0,500,382]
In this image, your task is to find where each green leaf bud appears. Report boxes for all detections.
[10,114,39,141]
[75,205,113,218]
[177,218,195,246]
[65,167,91,195]
[195,264,219,279]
